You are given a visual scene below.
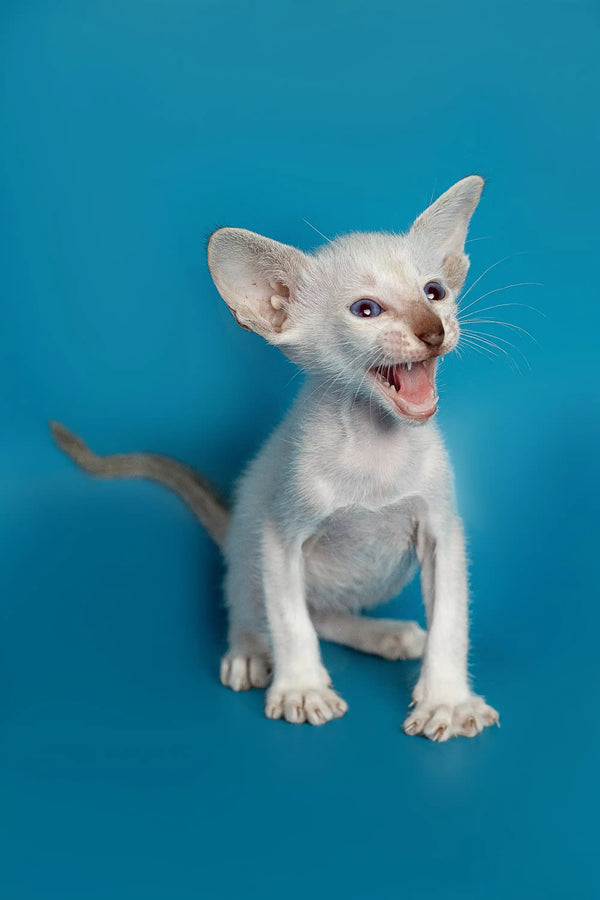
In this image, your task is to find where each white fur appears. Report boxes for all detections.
[52,178,498,739]
[210,176,499,739]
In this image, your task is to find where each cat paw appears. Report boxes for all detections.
[220,654,272,691]
[403,694,499,741]
[376,620,427,660]
[265,684,348,725]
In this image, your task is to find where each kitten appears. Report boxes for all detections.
[51,175,499,740]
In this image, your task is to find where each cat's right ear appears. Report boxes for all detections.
[207,228,306,343]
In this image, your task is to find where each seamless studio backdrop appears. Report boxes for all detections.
[1,1,599,898]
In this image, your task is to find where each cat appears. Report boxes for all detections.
[51,175,499,740]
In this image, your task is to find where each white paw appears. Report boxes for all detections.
[403,694,499,741]
[376,620,427,660]
[220,654,272,691]
[265,684,348,726]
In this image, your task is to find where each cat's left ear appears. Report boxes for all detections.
[207,228,306,343]
[409,175,484,291]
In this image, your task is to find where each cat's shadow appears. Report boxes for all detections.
[320,603,424,721]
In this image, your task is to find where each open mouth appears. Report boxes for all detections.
[369,358,439,422]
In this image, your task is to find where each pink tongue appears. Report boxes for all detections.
[396,363,433,404]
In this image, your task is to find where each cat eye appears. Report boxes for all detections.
[424,281,446,302]
[349,299,383,318]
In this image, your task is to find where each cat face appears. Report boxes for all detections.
[208,176,483,424]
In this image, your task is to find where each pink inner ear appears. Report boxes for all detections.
[207,227,304,339]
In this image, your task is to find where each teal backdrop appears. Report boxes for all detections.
[1,1,598,897]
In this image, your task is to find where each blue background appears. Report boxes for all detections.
[1,1,598,897]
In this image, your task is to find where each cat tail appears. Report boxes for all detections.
[49,421,230,549]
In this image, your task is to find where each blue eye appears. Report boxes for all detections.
[424,281,446,302]
[349,299,383,318]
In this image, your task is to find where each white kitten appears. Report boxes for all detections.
[52,175,499,741]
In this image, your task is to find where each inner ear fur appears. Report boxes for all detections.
[410,175,484,289]
[207,228,306,341]
[442,251,470,292]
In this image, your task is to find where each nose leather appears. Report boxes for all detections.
[418,328,445,348]
[407,303,445,350]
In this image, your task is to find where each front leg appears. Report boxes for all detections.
[404,515,498,741]
[261,520,348,726]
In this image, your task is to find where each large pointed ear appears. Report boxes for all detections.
[409,175,484,291]
[207,228,306,342]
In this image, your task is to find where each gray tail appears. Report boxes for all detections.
[49,421,230,549]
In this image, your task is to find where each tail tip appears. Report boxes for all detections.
[49,420,88,456]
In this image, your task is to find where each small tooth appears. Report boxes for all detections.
[407,362,412,372]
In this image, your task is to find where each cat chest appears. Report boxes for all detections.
[303,502,417,595]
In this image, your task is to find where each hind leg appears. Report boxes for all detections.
[220,563,273,692]
[220,630,272,691]
[313,610,426,660]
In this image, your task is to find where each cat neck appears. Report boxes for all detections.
[300,373,430,441]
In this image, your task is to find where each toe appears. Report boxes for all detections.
[283,691,307,724]
[456,713,480,737]
[249,656,271,688]
[304,690,334,725]
[423,705,452,742]
[328,691,349,718]
[403,713,425,736]
[220,654,272,691]
[379,634,408,660]
[219,657,231,686]
[228,656,251,691]
[264,686,347,725]
[265,690,284,720]
[480,703,500,727]
[400,622,427,659]
[405,695,499,741]
[379,622,427,660]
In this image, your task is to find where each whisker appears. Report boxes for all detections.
[459,253,531,306]
[459,346,502,366]
[428,179,437,206]
[459,282,543,316]
[308,366,359,405]
[459,334,522,373]
[460,301,546,318]
[366,350,389,422]
[304,343,381,407]
[281,367,305,392]
[459,319,538,343]
[302,363,353,405]
[352,348,386,408]
[458,334,503,360]
[461,328,531,371]
[302,218,333,243]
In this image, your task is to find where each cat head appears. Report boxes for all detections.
[207,175,483,424]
